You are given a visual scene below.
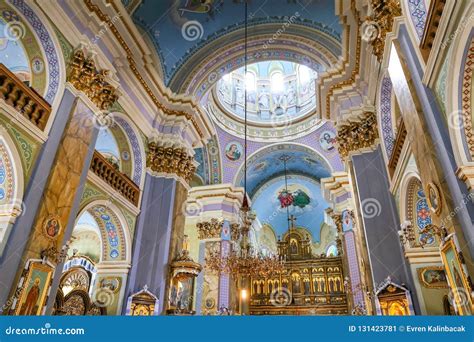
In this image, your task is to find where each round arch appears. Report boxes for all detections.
[446,4,474,168]
[399,172,435,248]
[400,0,428,44]
[170,24,341,97]
[106,112,147,189]
[0,125,25,255]
[75,200,132,264]
[233,141,334,189]
[377,74,396,164]
[8,0,67,128]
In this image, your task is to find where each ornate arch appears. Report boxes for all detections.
[400,0,428,42]
[169,23,341,96]
[401,175,435,248]
[8,0,65,106]
[377,76,396,162]
[76,201,132,263]
[111,113,146,188]
[233,142,334,188]
[441,2,474,173]
[0,125,24,255]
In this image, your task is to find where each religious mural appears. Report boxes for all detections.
[15,261,53,315]
[252,176,329,246]
[224,141,243,162]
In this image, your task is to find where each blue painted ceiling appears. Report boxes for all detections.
[252,175,329,241]
[130,0,341,83]
[238,144,332,198]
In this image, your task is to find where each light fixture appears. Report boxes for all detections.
[205,0,284,281]
[240,289,248,300]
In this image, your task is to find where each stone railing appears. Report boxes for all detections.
[420,0,446,62]
[388,118,407,177]
[0,63,51,131]
[90,150,139,206]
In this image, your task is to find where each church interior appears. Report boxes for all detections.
[0,0,473,317]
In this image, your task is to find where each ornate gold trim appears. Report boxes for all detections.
[84,0,208,139]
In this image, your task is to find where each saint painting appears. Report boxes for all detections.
[224,142,242,161]
[43,216,60,239]
[319,131,337,151]
[15,262,53,315]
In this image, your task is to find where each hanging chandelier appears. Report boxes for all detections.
[204,0,284,279]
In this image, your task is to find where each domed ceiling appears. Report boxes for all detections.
[214,60,318,125]
[129,0,342,84]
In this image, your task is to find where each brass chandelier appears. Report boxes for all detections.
[205,0,284,280]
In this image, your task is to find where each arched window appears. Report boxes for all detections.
[245,71,256,92]
[95,128,121,171]
[326,244,338,257]
[0,135,24,256]
[0,19,31,84]
[270,72,284,93]
[298,65,313,85]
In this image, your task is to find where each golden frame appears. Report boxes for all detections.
[417,266,448,289]
[425,182,442,215]
[15,261,54,315]
[441,238,472,315]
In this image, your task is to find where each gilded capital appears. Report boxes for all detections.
[331,213,343,234]
[336,112,379,159]
[68,50,119,110]
[196,218,223,240]
[146,141,196,184]
[365,0,402,61]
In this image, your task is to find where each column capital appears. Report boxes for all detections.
[146,140,196,184]
[365,0,402,61]
[196,218,223,240]
[336,111,379,160]
[67,48,119,111]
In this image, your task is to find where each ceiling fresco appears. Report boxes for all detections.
[129,0,342,83]
[252,175,329,242]
[235,143,332,198]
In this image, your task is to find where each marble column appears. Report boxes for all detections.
[0,87,76,310]
[389,29,474,274]
[350,146,420,314]
[5,93,102,315]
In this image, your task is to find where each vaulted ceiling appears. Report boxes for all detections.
[129,0,342,85]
